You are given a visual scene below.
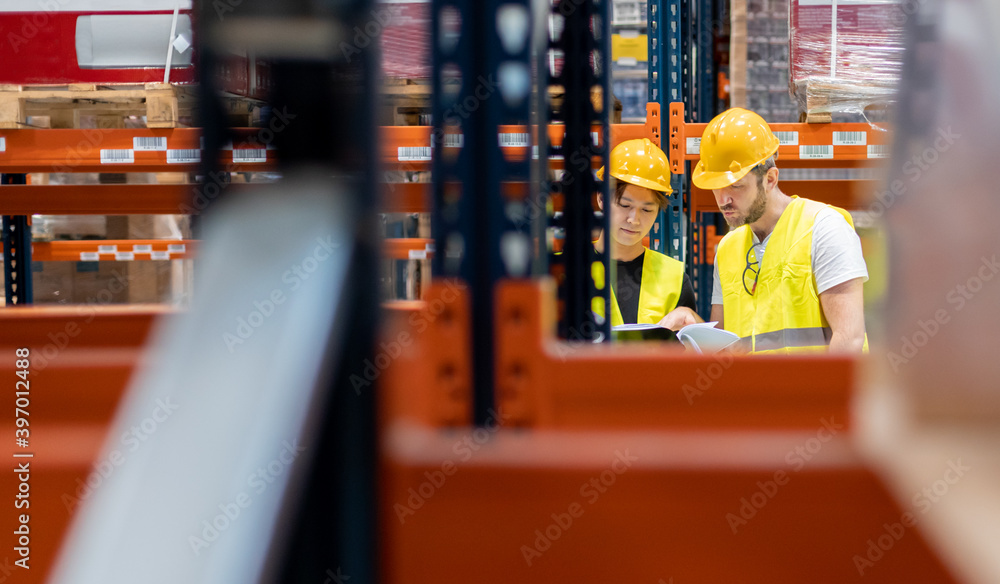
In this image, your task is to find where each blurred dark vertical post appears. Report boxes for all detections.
[195,1,379,582]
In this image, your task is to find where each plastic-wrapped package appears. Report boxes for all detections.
[379,0,431,79]
[789,0,905,118]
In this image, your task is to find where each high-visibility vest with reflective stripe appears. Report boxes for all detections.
[717,196,868,354]
[592,248,686,338]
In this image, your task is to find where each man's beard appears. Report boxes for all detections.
[724,182,768,228]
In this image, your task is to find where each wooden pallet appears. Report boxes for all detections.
[0,83,264,129]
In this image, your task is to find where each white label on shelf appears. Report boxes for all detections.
[774,131,799,146]
[79,252,100,261]
[532,145,539,159]
[833,131,867,146]
[233,149,266,163]
[151,251,170,260]
[133,244,153,253]
[612,1,643,25]
[408,250,428,260]
[397,146,432,162]
[168,244,187,253]
[799,145,833,159]
[443,133,464,148]
[167,149,201,164]
[867,144,890,159]
[100,149,134,164]
[98,245,117,253]
[686,137,701,155]
[133,136,167,151]
[115,252,135,261]
[592,131,600,146]
[499,133,530,148]
[0,137,6,152]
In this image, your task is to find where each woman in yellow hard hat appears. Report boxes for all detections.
[594,138,702,338]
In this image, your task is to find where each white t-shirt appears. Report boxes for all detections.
[711,207,869,305]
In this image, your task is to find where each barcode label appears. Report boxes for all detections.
[233,149,266,163]
[167,149,201,164]
[833,131,867,146]
[799,145,833,159]
[867,144,890,159]
[0,137,5,152]
[444,134,464,148]
[397,146,432,161]
[98,245,117,253]
[79,252,99,261]
[168,244,187,253]
[408,250,428,260]
[592,131,600,146]
[613,1,643,25]
[499,133,530,147]
[133,137,167,151]
[100,149,134,164]
[133,245,153,253]
[686,137,701,154]
[151,251,170,260]
[532,145,539,159]
[115,252,135,261]
[774,131,799,146]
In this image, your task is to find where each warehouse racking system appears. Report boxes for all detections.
[1,0,989,582]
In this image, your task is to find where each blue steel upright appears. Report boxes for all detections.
[2,174,31,306]
[431,0,534,425]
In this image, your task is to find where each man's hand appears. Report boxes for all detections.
[657,307,703,331]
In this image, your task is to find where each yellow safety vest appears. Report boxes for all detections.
[592,248,686,339]
[716,196,868,354]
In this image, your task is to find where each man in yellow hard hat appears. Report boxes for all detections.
[594,138,702,337]
[692,108,868,353]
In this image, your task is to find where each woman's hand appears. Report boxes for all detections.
[657,307,703,331]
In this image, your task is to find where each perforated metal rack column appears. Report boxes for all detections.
[432,0,535,425]
[647,0,685,261]
[548,0,612,343]
[2,174,31,305]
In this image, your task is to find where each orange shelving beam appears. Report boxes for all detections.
[0,125,645,174]
[23,238,433,261]
[0,184,195,215]
[668,102,891,170]
[0,128,276,173]
[28,240,197,262]
[383,238,434,261]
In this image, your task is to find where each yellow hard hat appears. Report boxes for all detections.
[597,138,672,194]
[691,108,780,190]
